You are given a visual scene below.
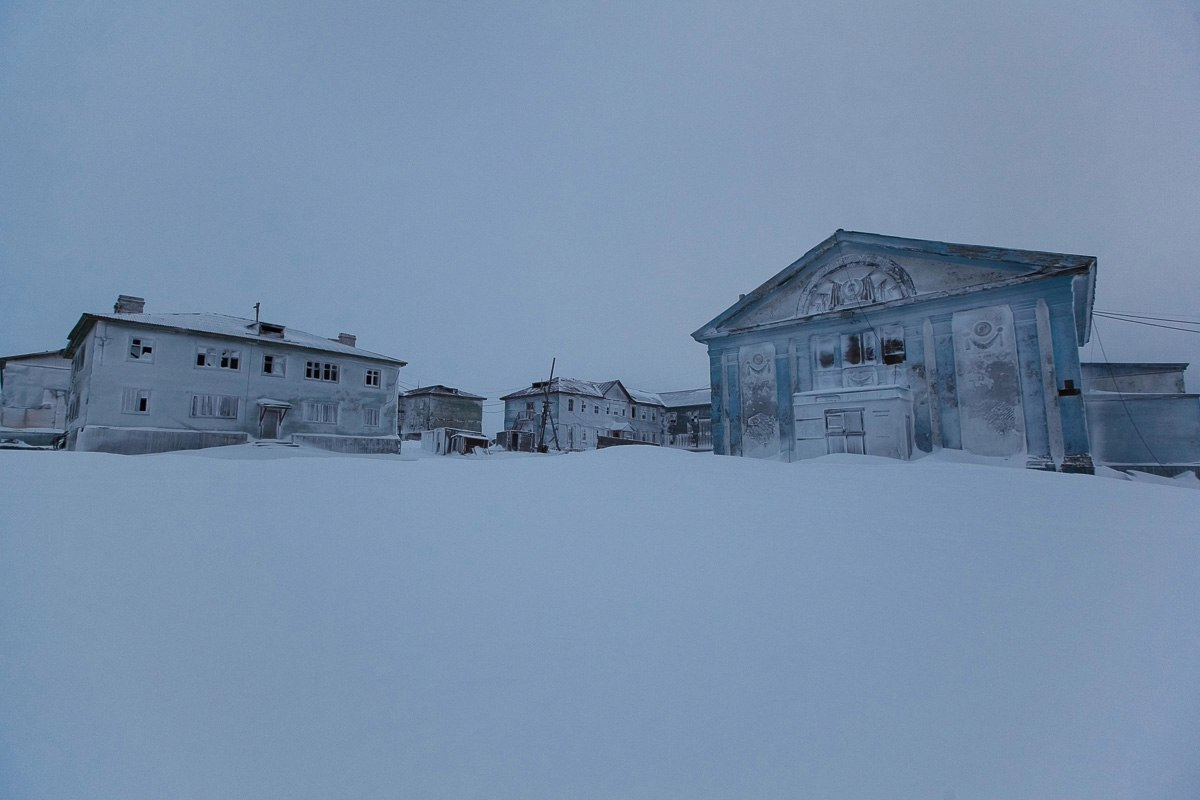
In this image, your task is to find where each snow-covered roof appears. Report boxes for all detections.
[626,387,664,406]
[66,312,406,365]
[0,350,67,368]
[403,385,485,400]
[502,378,607,400]
[658,388,711,408]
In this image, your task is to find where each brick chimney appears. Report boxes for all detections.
[336,333,357,347]
[114,295,145,314]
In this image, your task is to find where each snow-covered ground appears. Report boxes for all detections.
[1,446,1197,799]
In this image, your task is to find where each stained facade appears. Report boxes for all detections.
[399,385,485,438]
[692,231,1097,472]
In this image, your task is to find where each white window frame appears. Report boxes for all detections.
[121,388,150,414]
[305,361,340,382]
[365,368,381,387]
[128,337,155,363]
[302,401,338,424]
[191,394,239,419]
[196,346,241,370]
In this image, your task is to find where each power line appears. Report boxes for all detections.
[1095,310,1200,325]
[1092,313,1200,335]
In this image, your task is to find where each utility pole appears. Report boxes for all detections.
[536,358,561,453]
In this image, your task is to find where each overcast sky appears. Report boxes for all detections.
[3,1,1199,426]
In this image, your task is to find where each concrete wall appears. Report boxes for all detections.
[400,393,483,436]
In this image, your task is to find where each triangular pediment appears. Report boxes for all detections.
[693,231,1096,342]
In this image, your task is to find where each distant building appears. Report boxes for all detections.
[693,230,1097,472]
[398,385,484,439]
[1081,362,1200,476]
[659,388,712,451]
[0,350,71,446]
[62,295,406,455]
[499,378,665,451]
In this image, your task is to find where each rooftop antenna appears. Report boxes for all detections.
[254,302,261,324]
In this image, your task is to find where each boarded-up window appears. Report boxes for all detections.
[303,401,338,424]
[363,407,380,427]
[191,394,238,418]
[121,388,150,414]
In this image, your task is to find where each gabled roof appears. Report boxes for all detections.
[501,377,664,405]
[65,312,407,365]
[692,230,1097,346]
[0,349,67,369]
[501,377,606,401]
[403,385,485,400]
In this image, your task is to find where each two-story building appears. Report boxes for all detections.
[63,296,406,454]
[693,231,1097,472]
[499,378,666,451]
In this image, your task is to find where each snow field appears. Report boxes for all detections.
[1,446,1197,799]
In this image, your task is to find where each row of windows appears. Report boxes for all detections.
[123,336,383,386]
[117,389,382,426]
[561,397,658,422]
[812,328,906,370]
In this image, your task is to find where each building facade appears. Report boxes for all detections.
[499,378,666,451]
[692,231,1097,472]
[0,350,71,446]
[63,296,406,455]
[399,385,484,438]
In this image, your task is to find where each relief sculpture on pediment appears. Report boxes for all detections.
[799,256,916,316]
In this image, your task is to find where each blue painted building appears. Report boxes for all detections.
[692,230,1097,472]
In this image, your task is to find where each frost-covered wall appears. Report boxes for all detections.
[64,317,402,455]
[693,231,1096,472]
[0,351,70,441]
[1079,362,1200,474]
[1084,394,1200,471]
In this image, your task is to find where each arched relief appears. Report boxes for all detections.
[798,256,916,316]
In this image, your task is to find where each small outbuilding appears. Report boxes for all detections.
[398,385,485,439]
[1081,362,1200,476]
[0,350,71,447]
